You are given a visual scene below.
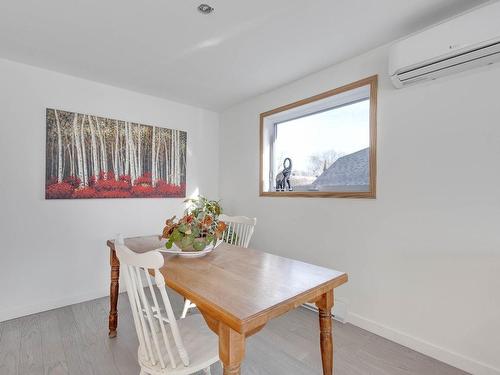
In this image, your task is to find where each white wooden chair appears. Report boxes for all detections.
[218,214,257,248]
[181,214,257,319]
[114,236,218,375]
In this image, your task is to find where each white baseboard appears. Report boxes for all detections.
[0,288,112,323]
[303,299,347,323]
[348,312,500,375]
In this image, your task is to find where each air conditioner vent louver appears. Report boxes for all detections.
[389,2,500,88]
[396,42,500,85]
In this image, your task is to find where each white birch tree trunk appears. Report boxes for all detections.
[179,130,181,185]
[96,117,108,176]
[97,118,103,174]
[129,124,137,184]
[81,115,88,186]
[175,130,180,185]
[155,131,161,184]
[62,146,66,177]
[70,125,75,177]
[133,125,137,183]
[54,110,63,183]
[178,130,181,185]
[126,123,131,185]
[178,130,182,185]
[89,116,99,178]
[110,144,115,175]
[169,130,173,184]
[119,127,123,176]
[163,137,170,183]
[137,124,142,178]
[114,121,119,180]
[72,114,84,186]
[172,130,176,185]
[178,131,182,185]
[68,145,74,177]
[102,122,108,175]
[133,125,138,180]
[124,122,130,176]
[176,130,179,185]
[151,126,156,186]
[66,144,74,176]
[122,145,125,177]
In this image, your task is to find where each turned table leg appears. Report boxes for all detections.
[316,290,334,375]
[108,248,120,338]
[219,323,245,375]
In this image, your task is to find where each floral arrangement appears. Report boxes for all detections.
[161,196,227,251]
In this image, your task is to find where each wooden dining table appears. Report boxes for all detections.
[106,235,348,375]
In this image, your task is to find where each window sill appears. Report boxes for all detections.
[259,191,376,199]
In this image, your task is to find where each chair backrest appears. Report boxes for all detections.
[218,214,257,248]
[114,235,190,371]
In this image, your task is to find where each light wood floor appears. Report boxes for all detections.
[0,291,468,375]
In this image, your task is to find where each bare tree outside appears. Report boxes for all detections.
[308,149,344,177]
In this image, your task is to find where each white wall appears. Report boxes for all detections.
[0,58,219,322]
[219,46,500,375]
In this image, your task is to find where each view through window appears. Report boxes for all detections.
[273,100,370,192]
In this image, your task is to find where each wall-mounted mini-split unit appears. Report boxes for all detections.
[389,1,500,88]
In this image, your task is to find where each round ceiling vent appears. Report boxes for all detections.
[198,4,215,14]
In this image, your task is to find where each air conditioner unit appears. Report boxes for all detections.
[389,1,500,88]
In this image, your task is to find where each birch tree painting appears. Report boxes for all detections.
[45,108,187,199]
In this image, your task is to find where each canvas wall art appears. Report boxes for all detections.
[45,108,187,199]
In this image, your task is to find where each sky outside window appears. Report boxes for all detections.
[273,99,370,175]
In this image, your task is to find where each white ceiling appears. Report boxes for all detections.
[0,0,490,110]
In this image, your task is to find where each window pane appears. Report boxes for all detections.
[273,99,370,192]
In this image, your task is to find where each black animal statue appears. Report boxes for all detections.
[276,157,293,191]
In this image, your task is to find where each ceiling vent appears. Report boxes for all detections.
[197,4,214,15]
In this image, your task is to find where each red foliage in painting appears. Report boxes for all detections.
[119,175,131,184]
[64,176,81,189]
[96,190,132,199]
[106,171,116,181]
[94,179,130,191]
[47,173,184,199]
[155,181,185,197]
[131,185,155,197]
[88,175,97,187]
[134,172,152,186]
[46,177,58,186]
[72,187,97,199]
[46,182,74,199]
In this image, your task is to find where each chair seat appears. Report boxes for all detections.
[139,314,219,375]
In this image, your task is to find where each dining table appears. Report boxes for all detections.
[106,235,348,375]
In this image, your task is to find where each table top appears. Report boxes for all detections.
[108,235,348,333]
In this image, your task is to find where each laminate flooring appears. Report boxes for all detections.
[0,291,469,375]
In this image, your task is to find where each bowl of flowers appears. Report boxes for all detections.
[161,196,227,257]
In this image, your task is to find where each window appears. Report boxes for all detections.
[260,76,377,198]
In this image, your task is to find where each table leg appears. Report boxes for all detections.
[108,248,120,338]
[219,323,245,375]
[316,290,334,375]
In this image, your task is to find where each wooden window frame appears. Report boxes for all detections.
[259,75,378,198]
